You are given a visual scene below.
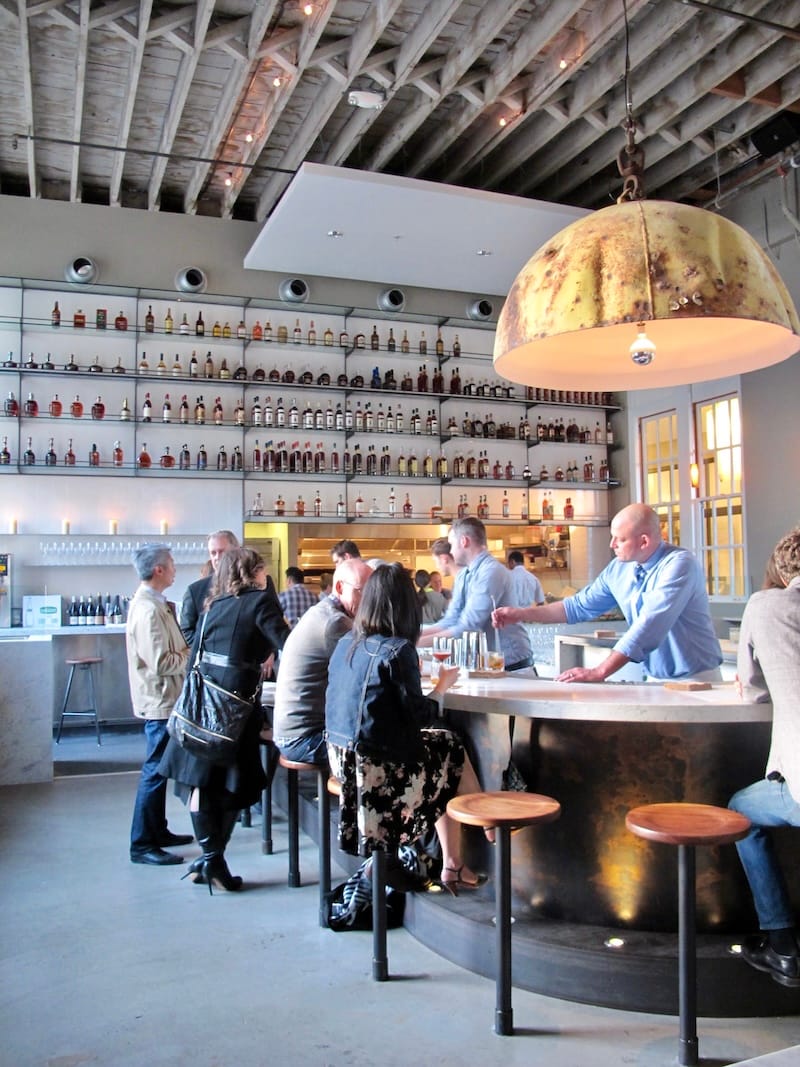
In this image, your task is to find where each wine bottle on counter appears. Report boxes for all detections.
[68,596,79,625]
[77,596,87,625]
[95,596,105,625]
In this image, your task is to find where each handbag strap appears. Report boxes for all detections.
[192,611,209,669]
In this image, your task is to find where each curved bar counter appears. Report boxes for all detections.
[404,678,800,1016]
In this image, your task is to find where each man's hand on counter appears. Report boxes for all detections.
[557,666,606,684]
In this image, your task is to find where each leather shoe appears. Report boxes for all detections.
[131,848,184,866]
[157,830,193,847]
[741,934,800,988]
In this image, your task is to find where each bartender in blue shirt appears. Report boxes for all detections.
[493,503,722,683]
[419,516,534,672]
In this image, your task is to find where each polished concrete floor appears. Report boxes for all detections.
[2,729,800,1067]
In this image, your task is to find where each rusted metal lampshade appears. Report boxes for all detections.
[493,200,800,391]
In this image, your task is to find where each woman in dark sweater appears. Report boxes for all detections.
[161,548,289,892]
[326,562,483,893]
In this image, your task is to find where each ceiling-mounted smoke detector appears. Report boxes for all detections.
[175,267,207,294]
[377,288,405,313]
[279,277,310,304]
[65,256,99,285]
[348,90,385,110]
[467,298,494,321]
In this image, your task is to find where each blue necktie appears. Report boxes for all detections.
[633,564,646,616]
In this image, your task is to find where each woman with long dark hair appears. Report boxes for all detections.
[160,548,289,892]
[326,562,483,893]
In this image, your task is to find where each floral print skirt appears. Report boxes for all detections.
[327,728,466,857]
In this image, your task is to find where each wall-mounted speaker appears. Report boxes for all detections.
[377,288,405,313]
[64,256,98,285]
[279,278,309,303]
[467,298,494,321]
[750,112,800,158]
[174,267,207,294]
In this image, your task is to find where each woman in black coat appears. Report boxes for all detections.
[160,548,289,892]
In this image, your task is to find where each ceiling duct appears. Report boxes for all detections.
[174,267,207,294]
[377,288,405,313]
[64,256,98,285]
[279,277,309,303]
[467,298,494,321]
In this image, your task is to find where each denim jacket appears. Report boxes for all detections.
[325,632,436,762]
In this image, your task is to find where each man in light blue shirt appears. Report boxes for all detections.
[507,550,545,607]
[494,503,721,683]
[419,517,534,672]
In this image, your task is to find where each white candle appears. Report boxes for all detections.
[8,518,18,535]
[109,519,119,536]
[159,519,169,536]
[62,519,70,535]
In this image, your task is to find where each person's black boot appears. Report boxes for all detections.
[188,810,242,894]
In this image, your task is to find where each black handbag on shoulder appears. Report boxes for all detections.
[167,614,254,765]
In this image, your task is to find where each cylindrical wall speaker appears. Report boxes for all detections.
[377,288,406,313]
[278,278,310,303]
[64,256,99,285]
[174,267,208,294]
[467,298,494,321]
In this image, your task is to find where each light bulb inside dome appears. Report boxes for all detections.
[630,323,656,366]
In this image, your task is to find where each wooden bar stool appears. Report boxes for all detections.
[278,754,331,927]
[55,657,103,746]
[447,791,561,1035]
[626,802,751,1066]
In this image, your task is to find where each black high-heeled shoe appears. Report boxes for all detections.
[201,854,243,895]
[180,856,206,884]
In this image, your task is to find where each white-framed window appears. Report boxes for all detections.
[694,393,745,599]
[640,409,681,544]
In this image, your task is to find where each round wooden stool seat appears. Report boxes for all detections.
[65,657,103,666]
[447,791,561,830]
[626,802,751,848]
[278,754,321,774]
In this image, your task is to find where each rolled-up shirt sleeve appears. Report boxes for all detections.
[613,552,698,664]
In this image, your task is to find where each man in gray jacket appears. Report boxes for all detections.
[273,558,372,766]
[730,526,800,987]
[127,543,191,865]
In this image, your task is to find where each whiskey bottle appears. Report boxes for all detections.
[138,352,150,374]
[387,328,396,353]
[2,351,17,368]
[293,318,302,344]
[161,394,172,422]
[222,322,231,339]
[172,354,183,376]
[237,320,247,340]
[336,494,346,518]
[402,493,413,519]
[313,490,322,518]
[4,390,19,416]
[417,365,429,393]
[388,487,396,516]
[180,313,190,336]
[307,321,317,345]
[70,395,84,418]
[338,328,348,348]
[263,320,273,342]
[24,352,39,370]
[115,310,128,331]
[51,300,61,327]
[431,366,444,394]
[65,354,79,372]
[435,329,444,357]
[233,360,247,381]
[24,392,39,416]
[564,497,574,520]
[89,442,100,467]
[521,493,529,521]
[252,492,264,516]
[353,332,365,349]
[354,492,364,518]
[112,440,124,467]
[189,351,199,378]
[275,397,285,428]
[370,325,380,350]
[164,308,173,334]
[196,443,208,470]
[195,311,205,337]
[219,359,230,380]
[91,396,105,420]
[0,436,11,464]
[88,355,103,373]
[204,351,214,379]
[141,392,152,422]
[233,398,245,426]
[212,321,221,338]
[231,446,243,471]
[400,330,410,354]
[64,438,76,466]
[419,331,427,355]
[452,334,461,358]
[156,353,167,375]
[295,495,305,517]
[194,396,205,424]
[73,309,86,328]
[251,320,263,342]
[502,490,510,519]
[213,397,224,426]
[120,397,131,422]
[276,323,288,344]
[45,437,57,466]
[216,444,228,471]
[144,305,155,333]
[137,443,152,469]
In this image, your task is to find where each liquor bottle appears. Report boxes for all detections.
[138,352,149,373]
[233,398,246,426]
[449,366,462,395]
[68,596,78,625]
[250,396,262,426]
[189,351,199,377]
[606,421,614,446]
[336,494,346,518]
[274,493,285,516]
[52,300,61,327]
[583,455,594,481]
[164,308,173,334]
[564,497,575,520]
[313,490,322,517]
[417,365,428,393]
[251,491,264,516]
[144,305,155,333]
[402,492,413,518]
[338,328,348,348]
[24,392,38,416]
[222,323,232,340]
[141,392,152,422]
[492,457,503,480]
[211,321,221,338]
[329,442,340,473]
[370,325,380,350]
[156,353,167,375]
[216,444,228,471]
[45,437,57,466]
[408,448,419,477]
[64,438,76,466]
[0,435,11,464]
[88,355,103,373]
[263,320,273,342]
[521,493,529,521]
[4,390,19,416]
[251,320,263,342]
[77,596,87,626]
[160,445,175,469]
[436,451,448,478]
[24,351,39,370]
[387,328,396,353]
[18,438,34,465]
[502,490,510,518]
[114,310,128,331]
[204,351,214,378]
[73,309,86,328]
[599,456,610,483]
[452,334,461,358]
[275,397,285,428]
[276,322,288,344]
[352,444,363,475]
[306,320,316,345]
[233,360,247,381]
[137,443,152,469]
[112,440,124,467]
[419,331,427,355]
[89,442,100,467]
[91,395,105,420]
[423,449,434,478]
[2,351,17,368]
[70,395,84,418]
[291,318,302,344]
[288,398,299,429]
[161,394,172,422]
[213,397,224,425]
[196,444,208,470]
[522,461,532,481]
[352,331,365,349]
[250,439,262,470]
[397,447,407,477]
[194,395,206,424]
[505,458,516,480]
[366,445,377,476]
[179,442,191,470]
[295,495,305,517]
[219,358,230,380]
[435,329,444,357]
[431,365,444,394]
[195,311,205,336]
[354,492,364,518]
[400,330,409,354]
[262,396,273,427]
[65,353,79,372]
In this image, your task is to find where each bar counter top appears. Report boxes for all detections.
[441,674,770,724]
[0,625,126,639]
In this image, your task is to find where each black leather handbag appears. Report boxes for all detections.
[167,614,254,765]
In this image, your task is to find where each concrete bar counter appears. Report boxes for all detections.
[402,677,800,1016]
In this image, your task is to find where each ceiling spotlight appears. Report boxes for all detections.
[476,249,492,257]
[348,90,385,110]
[244,132,253,143]
[499,117,507,128]
[303,3,313,15]
[559,58,568,70]
[327,229,343,238]
[272,76,282,88]
[224,173,233,187]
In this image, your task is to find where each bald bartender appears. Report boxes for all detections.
[493,503,722,684]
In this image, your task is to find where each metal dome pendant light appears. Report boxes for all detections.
[493,1,799,393]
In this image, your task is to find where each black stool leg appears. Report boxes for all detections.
[678,844,698,1067]
[55,665,77,743]
[240,807,252,827]
[262,743,277,855]
[86,664,101,746]
[372,848,388,981]
[287,767,301,887]
[495,826,513,1036]
[316,767,331,928]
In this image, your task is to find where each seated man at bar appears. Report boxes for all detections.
[729,527,800,988]
[419,517,534,673]
[493,503,721,683]
[273,558,373,766]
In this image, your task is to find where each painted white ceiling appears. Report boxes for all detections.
[243,164,589,297]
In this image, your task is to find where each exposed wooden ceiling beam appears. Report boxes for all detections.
[68,0,91,203]
[108,0,153,207]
